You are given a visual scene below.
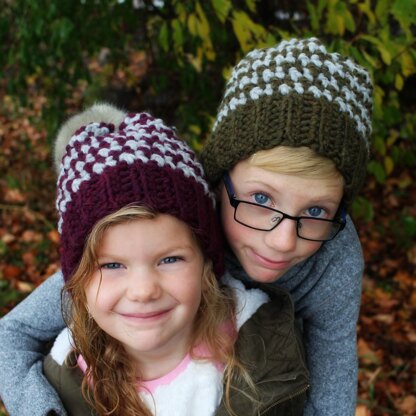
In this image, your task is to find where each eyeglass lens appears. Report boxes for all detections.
[234,202,340,241]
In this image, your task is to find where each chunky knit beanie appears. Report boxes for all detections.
[201,37,373,205]
[55,103,224,281]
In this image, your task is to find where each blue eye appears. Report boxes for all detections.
[100,262,122,270]
[160,256,181,265]
[307,207,325,218]
[253,193,270,205]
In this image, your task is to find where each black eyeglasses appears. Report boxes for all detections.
[223,173,346,242]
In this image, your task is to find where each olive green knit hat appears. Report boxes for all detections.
[201,37,373,205]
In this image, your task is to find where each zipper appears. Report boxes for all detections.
[259,383,310,415]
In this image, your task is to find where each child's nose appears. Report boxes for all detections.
[126,271,162,302]
[264,218,297,252]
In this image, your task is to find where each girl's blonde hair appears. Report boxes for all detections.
[250,145,344,184]
[63,205,257,416]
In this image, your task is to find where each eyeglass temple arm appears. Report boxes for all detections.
[223,173,237,203]
[338,204,347,229]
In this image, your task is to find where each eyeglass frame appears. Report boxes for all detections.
[223,172,346,242]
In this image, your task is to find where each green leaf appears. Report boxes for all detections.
[231,10,267,52]
[386,129,400,147]
[231,11,252,52]
[375,0,390,25]
[175,2,187,25]
[352,196,374,222]
[306,0,319,31]
[196,2,210,38]
[325,1,356,35]
[374,134,386,156]
[245,0,257,13]
[402,215,416,237]
[384,155,394,175]
[395,73,404,90]
[187,13,198,37]
[211,0,232,23]
[318,0,328,15]
[159,21,169,52]
[171,19,184,51]
[399,51,416,77]
[358,1,376,26]
[367,160,386,183]
[340,4,356,33]
[195,2,215,61]
[361,34,392,65]
[360,48,379,69]
[391,0,416,30]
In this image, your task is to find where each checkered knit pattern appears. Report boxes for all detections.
[56,104,223,281]
[201,37,374,205]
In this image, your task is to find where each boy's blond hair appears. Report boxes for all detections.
[250,146,344,184]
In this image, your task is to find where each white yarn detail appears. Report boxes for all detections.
[221,273,270,331]
[289,67,302,82]
[57,117,215,232]
[213,38,372,142]
[278,84,291,95]
[262,68,273,83]
[50,328,74,366]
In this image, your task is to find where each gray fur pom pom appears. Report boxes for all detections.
[53,102,126,173]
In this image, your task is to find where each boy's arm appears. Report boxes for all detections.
[0,272,67,416]
[301,219,363,416]
[302,285,361,416]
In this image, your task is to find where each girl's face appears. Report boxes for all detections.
[85,214,204,379]
[220,159,344,283]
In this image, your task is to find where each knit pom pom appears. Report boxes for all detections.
[54,102,126,173]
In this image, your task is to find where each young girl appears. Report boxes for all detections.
[0,37,373,415]
[11,105,308,416]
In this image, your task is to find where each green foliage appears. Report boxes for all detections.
[1,0,415,189]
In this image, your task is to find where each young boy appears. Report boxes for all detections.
[0,37,373,415]
[200,37,373,415]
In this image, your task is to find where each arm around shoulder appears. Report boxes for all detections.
[0,271,67,416]
[302,218,364,416]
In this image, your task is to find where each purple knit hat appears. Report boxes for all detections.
[55,103,224,281]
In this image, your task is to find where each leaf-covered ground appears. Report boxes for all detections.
[0,93,415,416]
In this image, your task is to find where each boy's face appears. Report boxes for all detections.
[220,159,344,283]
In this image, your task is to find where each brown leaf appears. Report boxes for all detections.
[355,404,371,416]
[21,230,43,243]
[410,290,416,308]
[22,251,36,267]
[395,395,416,415]
[2,264,23,279]
[358,338,380,365]
[407,245,416,266]
[394,271,413,288]
[1,233,16,244]
[16,281,34,293]
[4,188,26,203]
[373,313,395,324]
[48,229,60,244]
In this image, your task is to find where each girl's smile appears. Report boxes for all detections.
[117,308,174,322]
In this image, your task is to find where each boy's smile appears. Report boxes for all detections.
[220,160,344,283]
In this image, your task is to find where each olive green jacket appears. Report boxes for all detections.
[44,283,309,416]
